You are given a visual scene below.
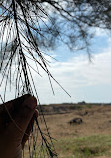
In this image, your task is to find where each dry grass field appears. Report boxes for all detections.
[25,104,111,158]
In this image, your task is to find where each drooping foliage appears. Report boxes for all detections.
[0,0,111,97]
[0,0,111,157]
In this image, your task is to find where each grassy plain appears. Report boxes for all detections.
[25,104,111,158]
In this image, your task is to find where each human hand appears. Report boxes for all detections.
[0,94,38,158]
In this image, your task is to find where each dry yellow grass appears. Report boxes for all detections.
[40,105,111,138]
[24,105,111,158]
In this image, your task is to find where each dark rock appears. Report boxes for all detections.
[69,118,83,125]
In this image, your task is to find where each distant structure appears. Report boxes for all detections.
[78,101,86,105]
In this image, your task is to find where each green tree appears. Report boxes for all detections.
[0,0,111,97]
[0,0,111,157]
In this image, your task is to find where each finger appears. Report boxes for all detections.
[35,109,39,118]
[0,94,37,156]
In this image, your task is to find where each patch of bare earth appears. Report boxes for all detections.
[25,105,111,157]
[40,105,111,139]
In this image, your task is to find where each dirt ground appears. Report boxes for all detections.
[25,105,111,158]
[40,105,111,139]
[39,105,111,158]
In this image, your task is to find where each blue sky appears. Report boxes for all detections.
[0,28,111,104]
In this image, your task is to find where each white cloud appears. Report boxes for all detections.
[29,48,111,104]
[94,27,108,37]
[51,50,111,86]
[0,39,111,104]
[1,49,111,104]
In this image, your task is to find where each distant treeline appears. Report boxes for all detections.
[37,102,111,115]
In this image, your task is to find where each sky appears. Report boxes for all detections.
[0,28,111,104]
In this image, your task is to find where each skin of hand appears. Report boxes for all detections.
[0,94,38,158]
